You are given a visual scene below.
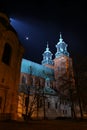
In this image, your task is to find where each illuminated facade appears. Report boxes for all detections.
[18,33,75,120]
[0,12,24,120]
[0,12,75,120]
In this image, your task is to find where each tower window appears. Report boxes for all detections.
[2,43,12,65]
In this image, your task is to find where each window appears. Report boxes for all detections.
[2,43,12,65]
[48,102,50,108]
[55,103,57,109]
[0,97,2,109]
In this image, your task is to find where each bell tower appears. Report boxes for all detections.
[55,33,69,58]
[41,43,54,69]
[54,33,74,94]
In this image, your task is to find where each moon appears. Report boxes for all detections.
[25,36,29,40]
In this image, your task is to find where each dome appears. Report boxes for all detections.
[55,33,69,58]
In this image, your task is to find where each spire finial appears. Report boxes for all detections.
[47,41,48,48]
[59,32,63,42]
[60,32,62,38]
[46,41,49,51]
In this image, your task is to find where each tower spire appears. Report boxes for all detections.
[59,32,63,43]
[41,42,54,66]
[55,33,69,58]
[46,41,49,51]
[47,42,48,48]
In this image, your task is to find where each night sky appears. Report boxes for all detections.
[0,0,87,65]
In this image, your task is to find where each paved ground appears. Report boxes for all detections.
[0,119,87,130]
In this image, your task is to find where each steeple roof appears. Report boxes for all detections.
[44,43,51,53]
[41,42,54,66]
[55,33,69,58]
[59,32,63,43]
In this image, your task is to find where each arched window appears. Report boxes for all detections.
[2,43,12,65]
[48,102,50,109]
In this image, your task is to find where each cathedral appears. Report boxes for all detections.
[0,12,76,121]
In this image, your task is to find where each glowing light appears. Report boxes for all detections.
[25,36,29,40]
[10,18,30,39]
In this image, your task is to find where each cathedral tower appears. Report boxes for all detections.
[55,33,69,58]
[54,33,74,94]
[41,43,54,69]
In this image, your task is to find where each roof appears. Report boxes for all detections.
[21,58,54,80]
